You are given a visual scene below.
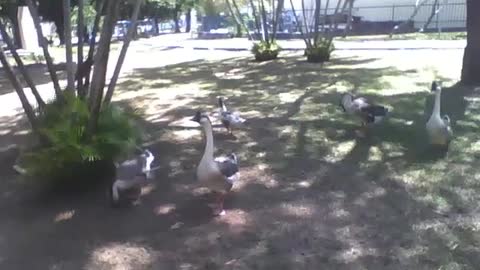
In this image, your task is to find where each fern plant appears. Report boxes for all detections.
[304,39,335,63]
[23,93,140,184]
[251,41,281,62]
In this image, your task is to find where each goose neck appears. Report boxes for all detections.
[200,119,215,162]
[433,88,442,116]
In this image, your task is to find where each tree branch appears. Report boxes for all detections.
[103,0,144,105]
[0,19,46,110]
[25,0,63,99]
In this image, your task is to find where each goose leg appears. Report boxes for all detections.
[213,192,226,216]
[356,122,367,138]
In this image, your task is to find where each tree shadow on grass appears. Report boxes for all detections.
[1,53,480,270]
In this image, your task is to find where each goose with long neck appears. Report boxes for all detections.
[339,92,389,137]
[426,81,452,147]
[218,97,246,136]
[192,111,239,216]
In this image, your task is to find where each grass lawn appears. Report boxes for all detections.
[1,46,479,269]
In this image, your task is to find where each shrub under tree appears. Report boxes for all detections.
[0,0,145,188]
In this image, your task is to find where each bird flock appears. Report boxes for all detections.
[109,81,452,216]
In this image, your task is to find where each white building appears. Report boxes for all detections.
[286,0,466,30]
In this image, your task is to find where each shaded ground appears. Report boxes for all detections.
[1,44,479,270]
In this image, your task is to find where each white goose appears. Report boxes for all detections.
[426,81,452,148]
[192,111,240,216]
[218,97,246,136]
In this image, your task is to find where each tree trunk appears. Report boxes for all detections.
[103,0,144,105]
[230,0,253,40]
[55,17,66,45]
[25,0,63,100]
[461,0,480,85]
[77,0,85,95]
[185,8,191,33]
[313,0,321,46]
[0,19,46,110]
[270,0,284,44]
[289,0,309,48]
[422,0,441,31]
[6,4,22,48]
[0,46,39,134]
[153,16,159,35]
[83,0,106,97]
[248,0,262,36]
[173,3,181,33]
[87,0,120,134]
[343,0,354,37]
[63,0,75,92]
[258,0,269,43]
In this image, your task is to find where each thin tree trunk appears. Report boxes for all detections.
[0,19,46,110]
[230,0,253,40]
[225,0,243,37]
[173,2,181,33]
[6,4,22,48]
[259,0,270,43]
[461,0,480,85]
[63,0,75,92]
[422,0,441,31]
[390,0,428,36]
[25,0,63,100]
[249,0,262,36]
[153,16,159,35]
[185,8,192,32]
[313,0,321,46]
[343,0,353,37]
[289,0,310,48]
[103,0,143,106]
[326,0,347,47]
[83,0,105,97]
[301,0,312,44]
[321,0,330,32]
[270,0,284,43]
[0,46,39,134]
[87,0,120,134]
[77,0,85,95]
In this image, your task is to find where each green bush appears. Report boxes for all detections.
[22,93,140,187]
[304,40,335,63]
[251,41,281,62]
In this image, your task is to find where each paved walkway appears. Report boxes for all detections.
[141,33,467,51]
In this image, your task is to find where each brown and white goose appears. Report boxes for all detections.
[339,92,389,137]
[218,97,246,136]
[192,111,240,216]
[109,148,155,207]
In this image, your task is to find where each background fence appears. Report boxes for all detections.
[243,2,466,36]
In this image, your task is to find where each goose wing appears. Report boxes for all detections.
[221,111,246,125]
[360,104,389,124]
[214,154,239,190]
